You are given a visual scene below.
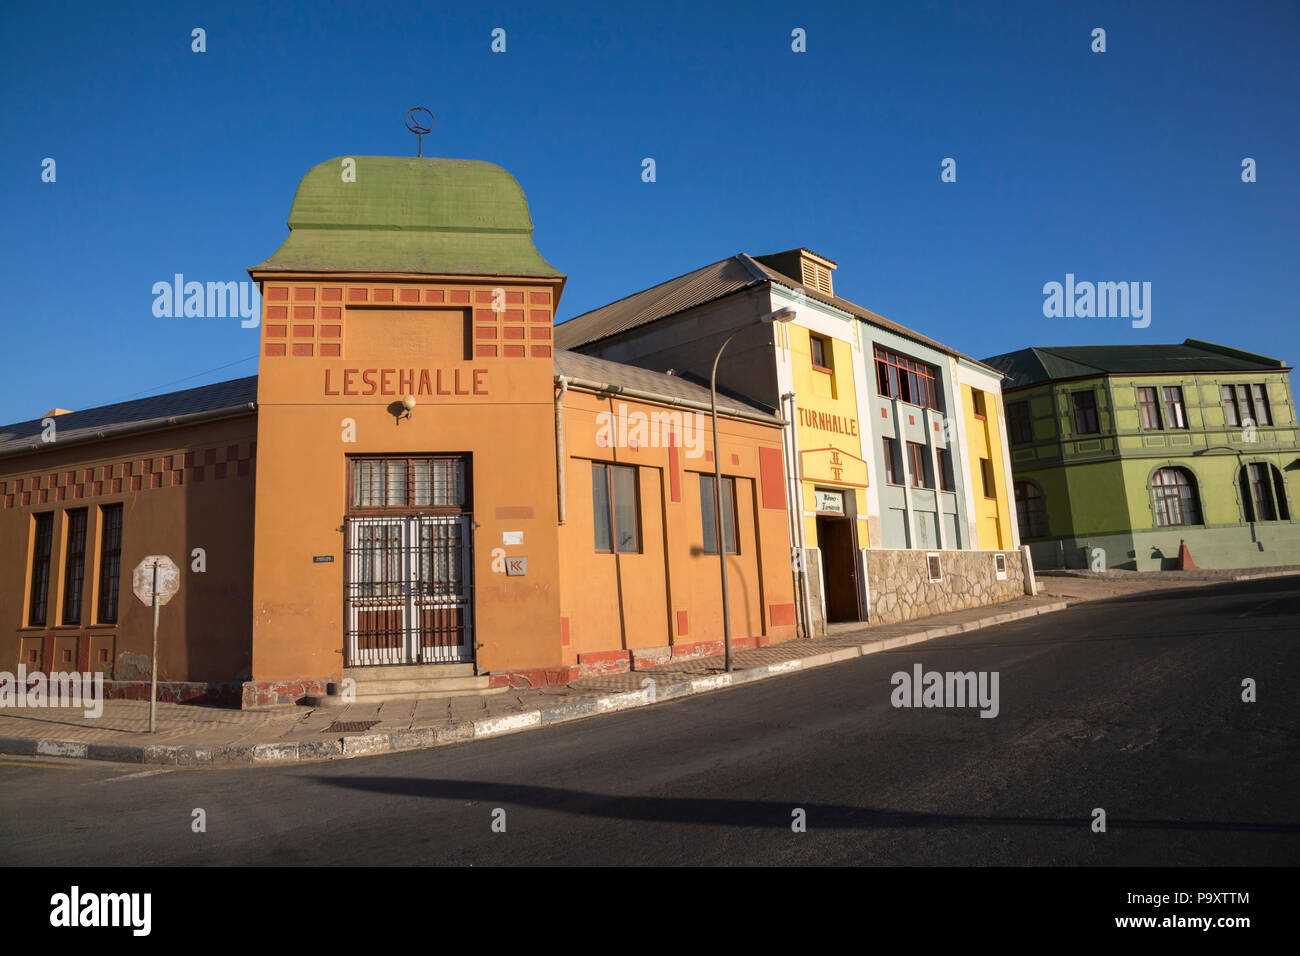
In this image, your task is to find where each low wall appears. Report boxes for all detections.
[865,548,1027,625]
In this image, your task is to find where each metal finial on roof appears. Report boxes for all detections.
[404,107,434,157]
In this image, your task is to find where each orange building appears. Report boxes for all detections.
[0,156,795,707]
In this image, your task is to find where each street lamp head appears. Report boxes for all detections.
[761,307,797,324]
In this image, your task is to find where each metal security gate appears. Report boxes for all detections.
[344,514,474,665]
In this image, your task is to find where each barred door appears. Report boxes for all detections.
[415,515,473,663]
[345,514,473,665]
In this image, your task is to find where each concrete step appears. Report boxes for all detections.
[348,686,509,704]
[349,675,492,696]
[344,662,476,681]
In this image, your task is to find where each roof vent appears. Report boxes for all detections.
[754,248,837,298]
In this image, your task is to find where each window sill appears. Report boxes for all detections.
[811,365,834,376]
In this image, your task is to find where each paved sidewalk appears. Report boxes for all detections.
[0,595,1069,766]
[8,563,1296,767]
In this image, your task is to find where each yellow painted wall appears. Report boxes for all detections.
[788,325,870,546]
[962,383,1014,549]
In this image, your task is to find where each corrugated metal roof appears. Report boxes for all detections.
[554,257,765,350]
[555,350,780,422]
[982,341,1288,390]
[0,377,258,460]
[554,252,994,370]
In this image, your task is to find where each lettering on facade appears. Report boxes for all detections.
[323,368,489,397]
[798,408,859,437]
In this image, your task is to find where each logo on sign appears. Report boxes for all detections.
[505,557,527,576]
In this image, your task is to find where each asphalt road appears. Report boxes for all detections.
[2,577,1297,866]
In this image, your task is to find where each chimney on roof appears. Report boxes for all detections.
[754,248,837,298]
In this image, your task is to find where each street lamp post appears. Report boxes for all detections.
[710,307,797,672]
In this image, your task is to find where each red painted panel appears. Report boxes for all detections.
[676,610,688,637]
[560,616,570,646]
[769,603,796,627]
[758,446,786,509]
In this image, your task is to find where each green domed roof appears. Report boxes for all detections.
[253,156,563,277]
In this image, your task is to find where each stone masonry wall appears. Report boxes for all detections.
[865,548,1026,626]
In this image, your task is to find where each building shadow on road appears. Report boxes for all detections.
[309,777,1300,833]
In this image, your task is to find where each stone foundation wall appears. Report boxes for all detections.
[865,548,1026,625]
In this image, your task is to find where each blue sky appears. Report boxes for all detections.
[2,0,1296,424]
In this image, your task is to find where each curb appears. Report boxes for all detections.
[1,600,1071,767]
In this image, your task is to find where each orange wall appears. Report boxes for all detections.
[557,389,796,659]
[249,276,566,681]
[0,417,256,684]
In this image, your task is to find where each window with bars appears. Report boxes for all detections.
[97,504,123,624]
[699,475,738,554]
[1240,463,1289,523]
[1137,387,1163,430]
[28,512,54,627]
[874,346,941,411]
[1151,467,1201,527]
[1071,390,1100,435]
[62,509,88,625]
[1014,481,1047,539]
[350,457,466,511]
[1162,386,1188,429]
[592,463,640,554]
[1007,401,1033,444]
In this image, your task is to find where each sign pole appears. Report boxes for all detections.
[149,560,160,733]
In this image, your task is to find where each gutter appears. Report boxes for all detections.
[0,404,257,463]
[556,375,786,428]
[555,376,569,524]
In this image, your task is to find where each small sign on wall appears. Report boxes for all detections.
[503,531,523,546]
[815,490,845,515]
[506,557,527,576]
[314,555,335,563]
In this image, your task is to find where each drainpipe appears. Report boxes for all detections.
[783,391,815,638]
[555,376,569,525]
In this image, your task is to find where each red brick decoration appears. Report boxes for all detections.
[1,442,257,508]
[260,283,557,358]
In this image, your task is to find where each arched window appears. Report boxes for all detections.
[1239,463,1290,523]
[1014,481,1047,539]
[1151,467,1201,527]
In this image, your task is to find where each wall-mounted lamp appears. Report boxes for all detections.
[391,394,416,424]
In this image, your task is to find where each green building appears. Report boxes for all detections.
[982,340,1300,571]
